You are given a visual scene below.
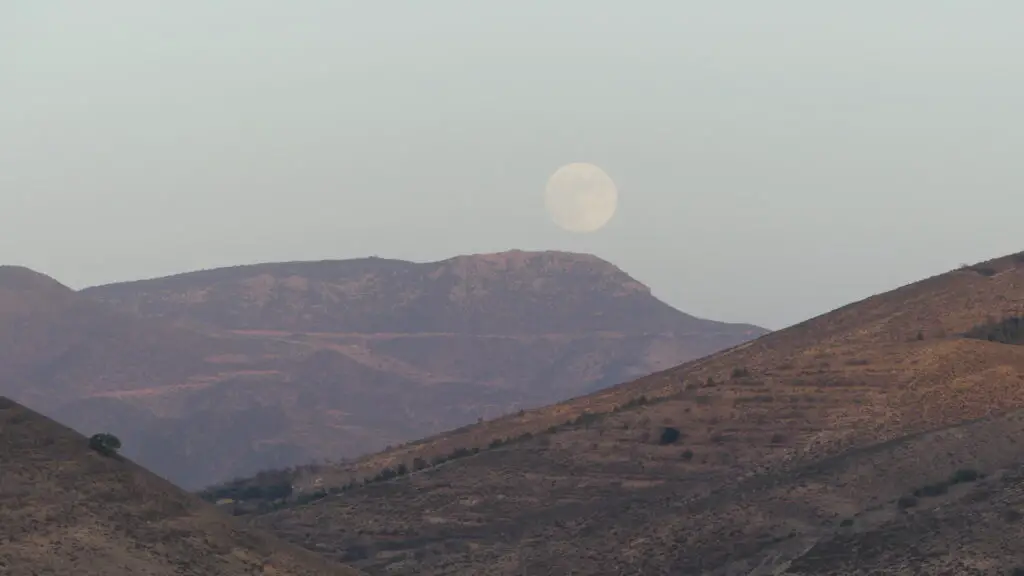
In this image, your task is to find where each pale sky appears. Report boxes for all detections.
[3,1,1023,330]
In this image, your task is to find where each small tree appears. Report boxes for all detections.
[658,427,682,445]
[88,433,122,457]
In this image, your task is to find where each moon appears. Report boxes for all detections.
[544,162,618,233]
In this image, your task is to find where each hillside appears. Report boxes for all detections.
[227,253,1024,574]
[0,397,361,575]
[0,252,763,489]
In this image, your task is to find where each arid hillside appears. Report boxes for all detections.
[1,251,763,489]
[0,397,361,576]
[222,253,1024,574]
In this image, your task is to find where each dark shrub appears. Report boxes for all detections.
[342,545,370,562]
[897,495,918,509]
[88,433,122,457]
[949,468,980,484]
[620,396,649,410]
[240,485,264,500]
[731,367,751,379]
[680,449,694,461]
[967,265,997,277]
[658,427,681,445]
[263,481,293,500]
[913,482,948,498]
[573,411,601,426]
[295,489,326,505]
[964,317,1024,345]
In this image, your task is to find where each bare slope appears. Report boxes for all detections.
[238,253,1024,574]
[0,397,361,576]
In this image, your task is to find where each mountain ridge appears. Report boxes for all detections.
[82,250,764,336]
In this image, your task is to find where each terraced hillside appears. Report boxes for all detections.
[216,252,1024,574]
[0,397,361,576]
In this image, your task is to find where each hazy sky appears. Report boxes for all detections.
[4,2,1023,329]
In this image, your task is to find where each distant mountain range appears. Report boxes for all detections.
[0,250,765,489]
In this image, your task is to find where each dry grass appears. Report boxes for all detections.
[0,397,361,576]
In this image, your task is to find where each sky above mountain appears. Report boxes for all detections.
[4,1,1024,329]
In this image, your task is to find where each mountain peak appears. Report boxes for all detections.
[0,266,76,316]
[0,265,71,294]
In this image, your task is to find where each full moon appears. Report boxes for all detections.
[544,162,618,233]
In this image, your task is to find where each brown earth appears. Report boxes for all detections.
[0,396,361,575]
[0,251,763,489]
[222,253,1024,574]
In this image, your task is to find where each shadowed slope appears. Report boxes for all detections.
[0,397,361,575]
